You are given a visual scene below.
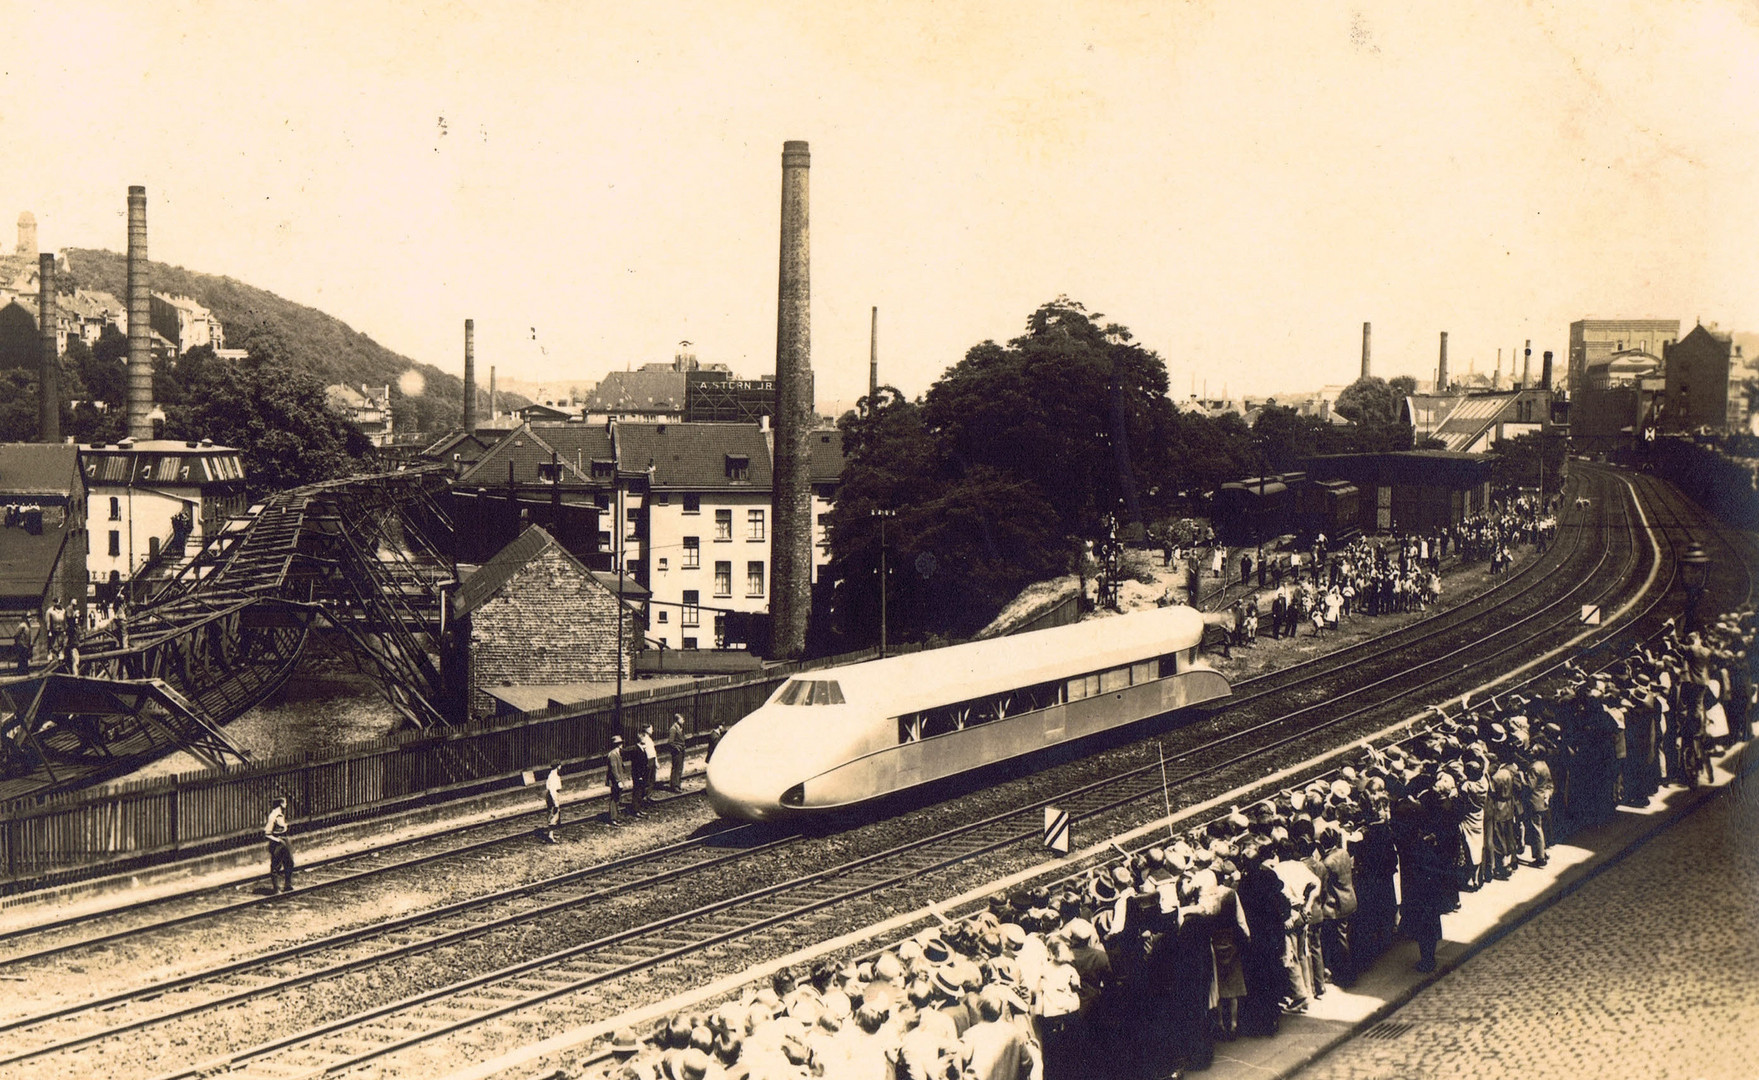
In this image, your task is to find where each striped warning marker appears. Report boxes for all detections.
[1044,807,1070,855]
[1581,604,1601,625]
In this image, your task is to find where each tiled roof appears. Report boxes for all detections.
[457,423,614,486]
[455,525,648,616]
[419,430,490,460]
[616,422,773,491]
[810,428,845,483]
[585,370,688,412]
[1405,391,1537,452]
[0,527,73,605]
[0,444,81,496]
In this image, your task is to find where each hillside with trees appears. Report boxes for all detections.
[61,248,482,434]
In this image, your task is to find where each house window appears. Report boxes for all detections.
[683,537,700,567]
[626,507,639,539]
[682,590,700,627]
[658,609,669,623]
[747,561,765,597]
[655,492,669,505]
[658,557,669,572]
[714,561,732,596]
[748,509,765,541]
[109,497,120,521]
[683,493,701,514]
[591,459,615,479]
[108,530,120,557]
[725,453,750,481]
[537,462,562,483]
[682,637,698,650]
[598,530,612,551]
[594,492,611,510]
[625,559,641,578]
[715,509,732,540]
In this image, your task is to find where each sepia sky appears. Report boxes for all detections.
[1,0,1755,404]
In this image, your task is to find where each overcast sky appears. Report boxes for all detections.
[2,1,1754,404]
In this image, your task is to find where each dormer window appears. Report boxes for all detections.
[725,453,750,481]
[591,458,615,479]
[537,462,562,483]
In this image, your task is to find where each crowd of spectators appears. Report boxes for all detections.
[591,608,1752,1080]
[1202,498,1558,648]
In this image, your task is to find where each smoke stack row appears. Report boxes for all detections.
[1360,322,1372,380]
[38,254,58,443]
[126,186,153,441]
[769,140,813,660]
[463,319,477,431]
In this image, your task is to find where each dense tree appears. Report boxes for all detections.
[821,389,1067,646]
[162,343,370,495]
[922,297,1180,537]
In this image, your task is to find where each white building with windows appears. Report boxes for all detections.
[80,439,249,596]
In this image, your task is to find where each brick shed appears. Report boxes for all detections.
[452,525,647,718]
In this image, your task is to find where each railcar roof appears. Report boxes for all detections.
[792,605,1206,715]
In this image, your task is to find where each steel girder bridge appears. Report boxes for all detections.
[0,466,459,799]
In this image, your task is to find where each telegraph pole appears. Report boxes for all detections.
[872,509,895,657]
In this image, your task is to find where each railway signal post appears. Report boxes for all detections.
[1044,806,1071,855]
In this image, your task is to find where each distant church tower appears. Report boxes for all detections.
[16,212,36,256]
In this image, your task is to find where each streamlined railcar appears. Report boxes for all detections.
[705,605,1231,821]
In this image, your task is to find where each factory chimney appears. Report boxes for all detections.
[1522,340,1532,389]
[1437,331,1448,393]
[868,305,879,405]
[1494,348,1503,390]
[17,212,37,257]
[125,186,154,441]
[489,366,497,421]
[38,254,58,443]
[1541,350,1553,391]
[1360,322,1372,380]
[769,140,813,660]
[463,319,477,431]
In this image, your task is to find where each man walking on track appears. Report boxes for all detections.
[667,713,687,791]
[605,735,631,824]
[541,762,563,842]
[264,797,294,893]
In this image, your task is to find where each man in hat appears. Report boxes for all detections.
[635,723,659,809]
[605,734,631,825]
[263,796,295,893]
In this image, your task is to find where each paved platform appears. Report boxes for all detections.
[1204,739,1759,1080]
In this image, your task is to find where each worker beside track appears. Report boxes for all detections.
[605,734,631,825]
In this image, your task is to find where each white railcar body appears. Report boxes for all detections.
[706,606,1230,821]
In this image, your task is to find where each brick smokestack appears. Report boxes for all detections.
[38,254,59,443]
[1542,350,1553,391]
[1360,322,1371,380]
[770,140,813,659]
[463,319,477,431]
[1437,331,1448,392]
[1522,339,1532,389]
[868,305,879,405]
[126,186,153,440]
[489,366,496,420]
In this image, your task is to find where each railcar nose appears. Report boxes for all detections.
[705,754,786,822]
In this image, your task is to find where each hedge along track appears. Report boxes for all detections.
[83,468,1658,1080]
[0,469,1589,967]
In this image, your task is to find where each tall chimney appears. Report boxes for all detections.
[868,305,879,405]
[1494,348,1502,390]
[125,186,153,440]
[462,319,477,431]
[38,253,59,443]
[1541,350,1553,391]
[1437,331,1448,393]
[770,140,813,660]
[489,366,497,421]
[1360,322,1372,380]
[1522,339,1532,389]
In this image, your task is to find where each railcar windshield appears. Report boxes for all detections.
[776,679,846,705]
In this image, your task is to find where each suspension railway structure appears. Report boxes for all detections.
[0,467,458,800]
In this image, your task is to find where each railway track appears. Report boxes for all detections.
[1,467,1731,1080]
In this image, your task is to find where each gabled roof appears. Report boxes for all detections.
[457,423,614,486]
[1403,390,1545,452]
[584,370,688,413]
[455,525,647,616]
[0,443,82,496]
[419,430,491,460]
[616,422,774,491]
